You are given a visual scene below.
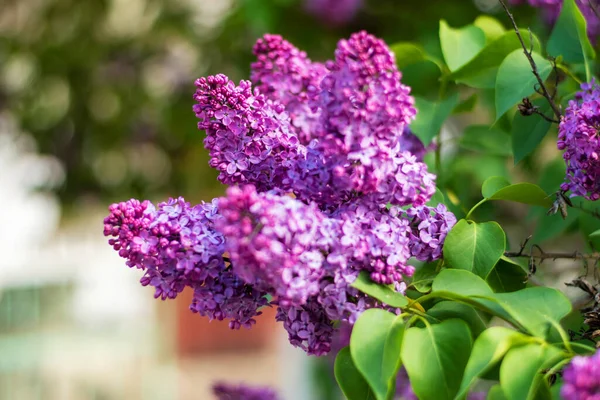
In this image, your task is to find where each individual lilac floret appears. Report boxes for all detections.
[402,204,457,262]
[560,350,600,399]
[304,0,363,26]
[251,34,328,144]
[557,80,600,200]
[216,185,327,307]
[276,297,335,356]
[212,382,280,400]
[193,74,304,192]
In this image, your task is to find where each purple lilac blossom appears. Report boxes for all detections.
[193,74,304,192]
[401,204,457,262]
[557,80,600,200]
[298,31,422,206]
[212,382,280,400]
[104,197,269,329]
[510,0,600,42]
[251,34,328,144]
[304,0,363,26]
[560,350,600,399]
[106,30,456,356]
[276,297,335,356]
[216,185,328,307]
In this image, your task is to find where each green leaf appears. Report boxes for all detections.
[547,0,596,73]
[453,93,478,114]
[511,99,553,164]
[350,309,405,400]
[411,261,439,293]
[439,21,486,71]
[500,344,566,400]
[481,176,511,198]
[443,219,506,278]
[494,287,573,338]
[391,42,443,72]
[430,270,572,338]
[460,125,512,156]
[486,257,528,293]
[432,269,495,297]
[426,301,486,337]
[495,50,553,120]
[481,177,553,207]
[474,15,505,43]
[402,319,473,400]
[335,347,375,400]
[457,327,532,398]
[412,93,460,145]
[487,385,508,400]
[351,271,409,308]
[449,30,542,89]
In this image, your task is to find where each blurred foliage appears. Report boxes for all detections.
[0,0,539,211]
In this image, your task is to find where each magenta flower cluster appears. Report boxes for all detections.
[561,350,600,399]
[558,80,600,200]
[104,31,456,355]
[509,0,600,41]
[212,382,279,400]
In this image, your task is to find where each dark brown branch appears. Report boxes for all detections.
[532,108,560,123]
[498,0,563,120]
[505,250,600,261]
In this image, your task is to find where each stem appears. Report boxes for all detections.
[532,108,560,123]
[498,0,562,120]
[465,198,487,220]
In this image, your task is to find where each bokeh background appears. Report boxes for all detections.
[1,0,580,399]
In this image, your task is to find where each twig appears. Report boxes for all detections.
[532,108,560,123]
[498,0,563,120]
[505,249,600,261]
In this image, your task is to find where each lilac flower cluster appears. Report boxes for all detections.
[103,197,269,329]
[557,80,600,200]
[212,382,279,400]
[401,204,457,262]
[304,0,363,26]
[105,31,456,356]
[561,350,600,399]
[509,0,600,42]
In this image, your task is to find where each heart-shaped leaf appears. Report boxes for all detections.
[402,319,473,400]
[350,309,405,400]
[443,219,506,278]
[439,21,486,71]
